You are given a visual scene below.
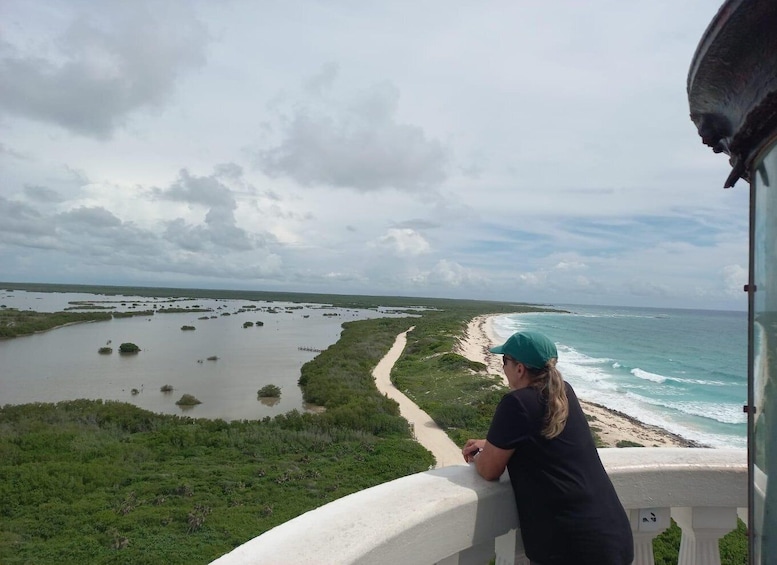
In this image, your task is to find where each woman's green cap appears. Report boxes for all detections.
[489,331,557,369]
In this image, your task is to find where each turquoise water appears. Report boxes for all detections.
[492,305,748,449]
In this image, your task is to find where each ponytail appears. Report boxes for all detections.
[526,358,569,439]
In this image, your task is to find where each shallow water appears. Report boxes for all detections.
[0,290,399,420]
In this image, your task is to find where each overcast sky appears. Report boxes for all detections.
[0,1,747,309]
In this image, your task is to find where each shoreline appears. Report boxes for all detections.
[455,315,699,448]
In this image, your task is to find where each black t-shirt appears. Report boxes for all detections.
[486,382,633,565]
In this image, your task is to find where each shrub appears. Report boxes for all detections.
[243,321,254,328]
[98,346,112,354]
[437,352,486,372]
[258,384,281,398]
[175,394,202,406]
[616,440,644,448]
[160,384,174,393]
[181,325,196,331]
[119,342,140,354]
[434,404,478,429]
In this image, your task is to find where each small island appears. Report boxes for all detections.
[118,342,140,354]
[175,394,202,406]
[257,384,281,398]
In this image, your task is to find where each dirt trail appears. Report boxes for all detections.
[372,327,465,468]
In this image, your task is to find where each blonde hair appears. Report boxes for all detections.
[526,358,569,439]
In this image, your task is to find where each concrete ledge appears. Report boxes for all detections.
[211,448,746,565]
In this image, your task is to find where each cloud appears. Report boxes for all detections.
[0,197,57,244]
[0,1,208,138]
[554,260,587,271]
[722,264,747,297]
[626,280,673,298]
[155,167,239,208]
[304,62,339,95]
[424,259,485,287]
[394,219,442,230]
[370,228,431,256]
[154,166,258,252]
[257,78,448,192]
[58,206,122,229]
[24,184,65,203]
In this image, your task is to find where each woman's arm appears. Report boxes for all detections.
[462,439,514,481]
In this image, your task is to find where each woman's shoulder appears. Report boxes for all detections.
[506,386,544,407]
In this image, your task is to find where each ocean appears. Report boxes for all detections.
[491,305,748,449]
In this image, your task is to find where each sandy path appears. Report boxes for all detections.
[372,326,465,468]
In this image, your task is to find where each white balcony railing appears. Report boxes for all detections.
[211,448,747,565]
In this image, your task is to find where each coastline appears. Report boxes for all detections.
[455,315,698,448]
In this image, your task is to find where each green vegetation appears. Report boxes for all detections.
[257,385,281,398]
[113,310,155,318]
[0,308,112,338]
[119,343,140,354]
[616,439,645,448]
[98,347,112,355]
[160,385,174,393]
[175,394,202,406]
[181,325,196,331]
[652,519,747,565]
[157,308,212,314]
[243,321,254,328]
[0,399,432,564]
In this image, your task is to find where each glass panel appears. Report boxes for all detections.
[752,139,777,563]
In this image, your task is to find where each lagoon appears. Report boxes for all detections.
[0,290,405,420]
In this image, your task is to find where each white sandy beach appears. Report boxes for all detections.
[454,315,693,449]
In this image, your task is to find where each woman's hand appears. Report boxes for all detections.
[463,439,514,480]
[462,439,485,463]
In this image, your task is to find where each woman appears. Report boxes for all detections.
[462,331,633,565]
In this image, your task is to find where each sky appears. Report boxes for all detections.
[0,1,748,310]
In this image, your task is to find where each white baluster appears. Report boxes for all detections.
[494,528,529,565]
[630,507,671,565]
[672,506,738,565]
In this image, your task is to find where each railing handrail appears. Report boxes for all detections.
[211,448,747,565]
